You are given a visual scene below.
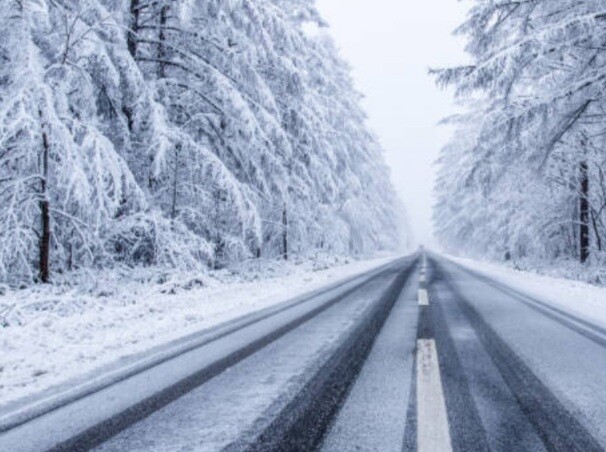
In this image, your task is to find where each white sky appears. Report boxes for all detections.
[316,0,469,247]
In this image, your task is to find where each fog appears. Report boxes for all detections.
[316,0,469,247]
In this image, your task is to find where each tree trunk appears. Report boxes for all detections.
[127,0,140,58]
[122,105,134,133]
[580,159,590,263]
[282,203,288,261]
[123,0,140,133]
[157,4,169,79]
[591,210,602,252]
[170,145,180,220]
[39,116,51,283]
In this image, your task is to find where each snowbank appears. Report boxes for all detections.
[447,255,606,330]
[0,254,398,405]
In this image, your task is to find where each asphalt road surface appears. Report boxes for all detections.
[2,252,606,451]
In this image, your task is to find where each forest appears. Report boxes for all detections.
[434,0,606,275]
[0,0,406,286]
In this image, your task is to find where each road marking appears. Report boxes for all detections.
[418,289,429,306]
[420,273,426,283]
[417,339,453,452]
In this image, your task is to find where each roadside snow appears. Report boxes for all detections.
[0,254,398,406]
[447,255,606,329]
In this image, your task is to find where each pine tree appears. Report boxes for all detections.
[434,0,606,266]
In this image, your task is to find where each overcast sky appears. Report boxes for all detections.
[316,0,469,247]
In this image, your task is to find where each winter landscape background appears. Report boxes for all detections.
[3,0,606,430]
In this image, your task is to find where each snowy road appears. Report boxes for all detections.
[3,253,606,451]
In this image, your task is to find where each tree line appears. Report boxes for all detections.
[0,0,406,285]
[434,0,606,267]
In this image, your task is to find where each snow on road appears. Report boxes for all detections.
[93,273,398,452]
[320,274,418,452]
[0,255,398,406]
[448,255,606,329]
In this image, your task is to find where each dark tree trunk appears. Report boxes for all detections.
[39,117,51,283]
[170,145,180,220]
[40,200,50,282]
[282,203,288,261]
[580,160,590,263]
[122,105,134,133]
[157,4,169,79]
[123,0,140,133]
[127,0,140,58]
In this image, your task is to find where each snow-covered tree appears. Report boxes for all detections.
[0,0,407,285]
[0,1,145,282]
[434,0,606,266]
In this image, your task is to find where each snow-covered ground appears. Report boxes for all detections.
[0,254,398,406]
[448,255,606,329]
